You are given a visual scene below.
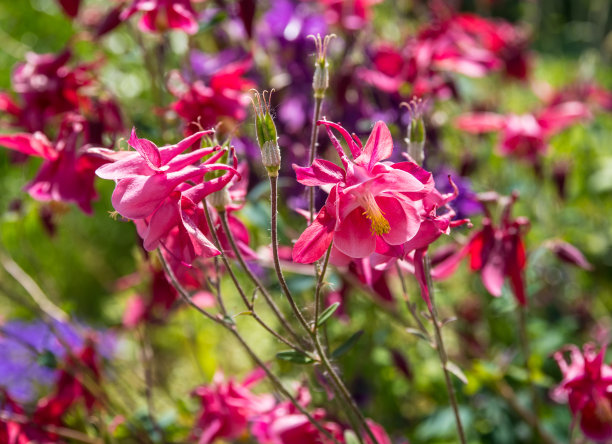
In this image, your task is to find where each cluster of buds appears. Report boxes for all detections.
[251,89,281,177]
[401,97,427,165]
[309,33,335,99]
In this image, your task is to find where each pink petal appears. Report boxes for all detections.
[128,127,165,171]
[455,113,506,133]
[179,197,220,258]
[293,159,345,187]
[292,206,335,264]
[537,101,592,136]
[377,196,420,245]
[0,132,56,159]
[334,208,376,258]
[355,121,393,169]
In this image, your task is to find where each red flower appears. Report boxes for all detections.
[552,344,612,442]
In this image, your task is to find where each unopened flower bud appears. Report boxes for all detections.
[309,34,335,99]
[401,98,428,166]
[251,89,281,176]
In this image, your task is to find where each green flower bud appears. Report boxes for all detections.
[251,90,281,176]
[309,34,335,99]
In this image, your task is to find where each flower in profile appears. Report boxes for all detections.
[433,193,529,305]
[0,114,111,214]
[191,369,275,444]
[120,0,200,34]
[455,101,591,161]
[552,343,612,442]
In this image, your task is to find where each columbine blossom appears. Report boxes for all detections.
[191,370,275,444]
[0,115,111,214]
[552,343,612,442]
[168,58,253,135]
[0,50,95,132]
[120,0,200,34]
[433,193,529,305]
[455,101,591,161]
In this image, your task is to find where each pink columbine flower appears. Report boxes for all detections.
[0,115,109,214]
[191,369,275,444]
[120,0,200,35]
[293,120,431,263]
[455,101,591,161]
[0,50,94,132]
[433,193,529,305]
[168,60,253,135]
[552,343,612,442]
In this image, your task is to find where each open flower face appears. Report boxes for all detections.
[293,120,439,263]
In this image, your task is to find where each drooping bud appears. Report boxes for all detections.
[401,97,427,166]
[251,90,281,177]
[309,34,336,99]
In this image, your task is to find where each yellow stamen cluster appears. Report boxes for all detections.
[359,194,391,236]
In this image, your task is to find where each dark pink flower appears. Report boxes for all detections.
[191,370,275,444]
[120,0,199,34]
[293,120,429,263]
[0,115,108,214]
[168,60,253,135]
[3,50,94,132]
[316,0,382,30]
[433,194,529,305]
[552,344,612,442]
[455,101,591,161]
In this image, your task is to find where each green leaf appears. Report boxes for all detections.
[405,328,430,342]
[446,361,468,384]
[331,330,364,359]
[276,350,314,364]
[317,302,340,327]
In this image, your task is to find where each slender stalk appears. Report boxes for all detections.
[269,175,313,334]
[217,210,304,346]
[203,203,310,354]
[518,304,541,429]
[269,176,378,444]
[395,262,431,339]
[308,97,324,224]
[158,251,340,444]
[313,243,333,331]
[423,256,467,444]
[495,380,559,444]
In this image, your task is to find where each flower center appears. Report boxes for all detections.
[359,193,390,236]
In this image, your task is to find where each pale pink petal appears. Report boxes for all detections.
[0,132,56,159]
[334,208,376,258]
[293,159,345,186]
[537,101,591,136]
[455,112,506,133]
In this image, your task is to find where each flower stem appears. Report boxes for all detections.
[202,202,310,354]
[313,243,333,332]
[423,255,467,444]
[269,176,379,444]
[518,304,541,432]
[158,251,340,444]
[308,96,324,224]
[217,210,304,347]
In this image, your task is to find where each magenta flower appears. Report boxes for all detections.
[168,61,254,135]
[0,50,94,132]
[455,101,591,161]
[433,194,529,305]
[95,128,227,219]
[552,344,612,442]
[191,370,275,444]
[293,120,429,263]
[120,0,199,34]
[0,115,109,214]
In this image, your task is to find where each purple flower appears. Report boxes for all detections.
[433,168,482,219]
[0,319,115,403]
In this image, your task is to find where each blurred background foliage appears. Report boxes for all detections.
[0,0,611,443]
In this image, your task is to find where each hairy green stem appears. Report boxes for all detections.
[307,97,324,224]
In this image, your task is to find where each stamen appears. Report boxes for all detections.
[359,194,390,236]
